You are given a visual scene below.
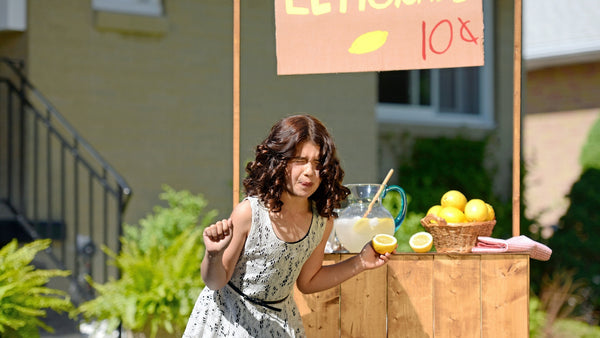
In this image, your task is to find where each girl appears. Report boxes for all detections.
[183,114,394,337]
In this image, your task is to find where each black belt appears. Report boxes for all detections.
[227,281,289,312]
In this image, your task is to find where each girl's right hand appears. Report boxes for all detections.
[203,219,234,255]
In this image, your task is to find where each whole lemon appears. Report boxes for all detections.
[438,206,467,223]
[427,205,442,216]
[441,190,467,211]
[486,203,495,221]
[464,199,489,222]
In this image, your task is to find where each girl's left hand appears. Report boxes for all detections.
[358,241,395,270]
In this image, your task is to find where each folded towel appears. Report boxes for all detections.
[471,235,552,261]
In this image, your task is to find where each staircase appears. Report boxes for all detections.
[0,57,132,305]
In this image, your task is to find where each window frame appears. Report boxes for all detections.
[376,0,494,129]
[91,0,163,17]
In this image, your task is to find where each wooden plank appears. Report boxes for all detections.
[481,254,529,337]
[294,255,340,337]
[388,254,434,338]
[232,0,240,207]
[340,254,387,338]
[433,255,481,338]
[512,0,523,235]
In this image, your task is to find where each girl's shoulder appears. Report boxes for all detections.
[230,198,253,233]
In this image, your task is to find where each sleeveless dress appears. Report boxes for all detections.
[183,196,327,337]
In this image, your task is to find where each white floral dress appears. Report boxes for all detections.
[183,196,326,337]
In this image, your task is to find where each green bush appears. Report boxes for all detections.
[390,136,525,238]
[530,295,600,338]
[72,185,217,338]
[0,239,73,337]
[535,168,600,322]
[580,116,600,171]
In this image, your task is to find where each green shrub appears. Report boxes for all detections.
[529,295,547,338]
[72,185,217,338]
[537,168,600,321]
[552,318,600,337]
[0,239,73,337]
[389,135,524,238]
[580,116,600,171]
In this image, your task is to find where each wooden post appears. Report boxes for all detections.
[233,0,240,207]
[512,0,522,237]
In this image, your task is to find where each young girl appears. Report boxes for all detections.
[183,114,394,337]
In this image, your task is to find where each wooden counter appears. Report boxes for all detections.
[293,253,529,338]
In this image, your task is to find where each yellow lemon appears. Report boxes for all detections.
[409,232,433,253]
[427,205,442,216]
[372,234,397,254]
[348,30,389,54]
[438,206,467,223]
[464,199,489,222]
[486,203,495,221]
[426,204,442,224]
[441,190,467,211]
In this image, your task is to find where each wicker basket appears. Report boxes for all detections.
[420,214,496,253]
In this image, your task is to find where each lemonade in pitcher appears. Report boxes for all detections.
[333,184,407,253]
[335,216,395,253]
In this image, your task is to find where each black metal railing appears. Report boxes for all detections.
[0,57,132,302]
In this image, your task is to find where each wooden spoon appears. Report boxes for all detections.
[352,169,395,231]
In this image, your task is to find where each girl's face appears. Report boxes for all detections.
[284,141,322,199]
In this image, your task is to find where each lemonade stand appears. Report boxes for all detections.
[230,0,530,336]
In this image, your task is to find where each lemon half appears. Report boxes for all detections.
[372,234,397,254]
[409,232,433,253]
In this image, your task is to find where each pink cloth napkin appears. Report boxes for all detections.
[471,235,552,261]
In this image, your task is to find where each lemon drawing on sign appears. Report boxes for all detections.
[348,30,389,54]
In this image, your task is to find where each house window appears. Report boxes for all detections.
[92,0,163,17]
[376,0,494,128]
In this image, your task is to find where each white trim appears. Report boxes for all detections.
[92,0,163,17]
[376,0,494,129]
[0,0,26,31]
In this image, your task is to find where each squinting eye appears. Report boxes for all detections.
[290,158,308,165]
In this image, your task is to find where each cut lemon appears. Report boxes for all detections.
[372,234,397,254]
[409,232,433,253]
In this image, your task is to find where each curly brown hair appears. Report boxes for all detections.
[243,114,350,218]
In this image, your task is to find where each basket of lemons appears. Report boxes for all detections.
[420,190,496,253]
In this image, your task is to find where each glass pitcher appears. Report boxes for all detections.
[333,183,407,253]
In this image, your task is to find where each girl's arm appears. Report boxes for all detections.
[295,217,393,294]
[201,199,252,290]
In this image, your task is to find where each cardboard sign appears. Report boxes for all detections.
[275,0,484,75]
